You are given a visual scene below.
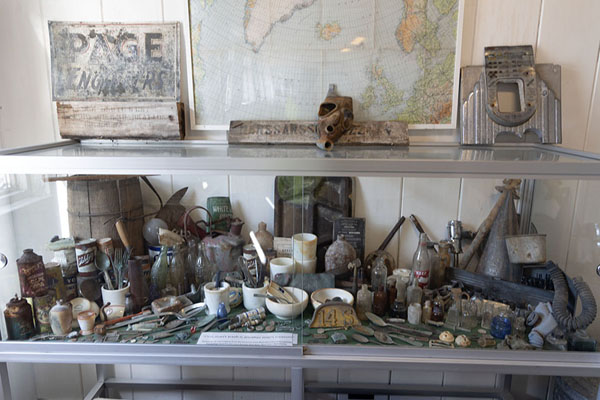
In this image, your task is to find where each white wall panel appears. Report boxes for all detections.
[531,179,578,268]
[355,177,402,261]
[459,0,477,67]
[112,364,133,399]
[6,363,37,400]
[390,368,443,400]
[34,363,84,399]
[469,0,542,65]
[0,0,57,148]
[131,363,182,400]
[398,178,460,268]
[233,367,286,400]
[537,0,600,151]
[230,176,275,243]
[182,366,234,400]
[584,47,600,153]
[101,0,163,22]
[565,180,600,339]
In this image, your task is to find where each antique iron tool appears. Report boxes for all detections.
[460,45,561,145]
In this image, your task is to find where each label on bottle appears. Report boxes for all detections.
[414,270,430,288]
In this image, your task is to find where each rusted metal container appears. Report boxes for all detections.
[75,239,97,273]
[33,293,56,334]
[4,295,35,340]
[48,238,78,301]
[45,262,66,300]
[17,249,48,297]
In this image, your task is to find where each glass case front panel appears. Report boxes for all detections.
[0,173,598,355]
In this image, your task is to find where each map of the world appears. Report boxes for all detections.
[189,0,460,128]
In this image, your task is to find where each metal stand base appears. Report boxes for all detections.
[0,363,11,400]
[85,365,515,400]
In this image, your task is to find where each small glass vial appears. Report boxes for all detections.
[460,300,478,329]
[513,316,526,339]
[408,303,422,325]
[356,284,372,321]
[422,300,432,323]
[481,301,494,329]
[371,257,388,293]
[431,298,444,322]
[372,286,388,317]
[406,279,422,305]
[396,280,407,305]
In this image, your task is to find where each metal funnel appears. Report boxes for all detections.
[475,190,521,282]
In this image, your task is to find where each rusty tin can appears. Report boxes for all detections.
[49,238,78,300]
[45,262,66,300]
[17,249,48,297]
[33,293,56,334]
[75,239,97,273]
[4,295,35,340]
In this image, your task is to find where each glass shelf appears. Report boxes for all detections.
[1,140,600,178]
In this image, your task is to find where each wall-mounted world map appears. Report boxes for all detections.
[189,0,460,128]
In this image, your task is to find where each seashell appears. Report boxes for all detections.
[439,331,454,344]
[455,334,471,347]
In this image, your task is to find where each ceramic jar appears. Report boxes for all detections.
[255,222,274,250]
[50,300,72,336]
[408,303,422,325]
[242,281,268,310]
[325,235,356,277]
[204,281,231,315]
[77,310,96,335]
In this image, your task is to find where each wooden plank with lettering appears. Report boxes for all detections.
[228,120,409,145]
[49,22,180,101]
[57,101,184,139]
[333,217,365,263]
[49,22,183,140]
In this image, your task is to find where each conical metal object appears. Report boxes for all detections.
[475,190,521,282]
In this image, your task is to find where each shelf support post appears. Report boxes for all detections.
[0,362,11,400]
[291,367,304,400]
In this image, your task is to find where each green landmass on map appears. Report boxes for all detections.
[398,53,455,124]
[433,0,457,15]
[361,64,404,113]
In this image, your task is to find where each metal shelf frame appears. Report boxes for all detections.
[1,140,600,179]
[2,140,600,399]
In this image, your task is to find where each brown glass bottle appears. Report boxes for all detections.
[372,287,388,317]
[431,298,445,322]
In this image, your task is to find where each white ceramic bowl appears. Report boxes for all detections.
[265,287,308,320]
[310,288,354,309]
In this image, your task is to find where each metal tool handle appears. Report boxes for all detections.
[409,214,425,234]
[378,216,406,251]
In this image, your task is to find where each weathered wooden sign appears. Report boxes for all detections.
[228,120,408,146]
[48,22,183,140]
[49,22,179,101]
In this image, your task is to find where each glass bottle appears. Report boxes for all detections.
[422,300,432,323]
[371,257,388,293]
[390,280,407,319]
[431,240,450,289]
[460,300,478,329]
[387,281,397,309]
[372,286,387,317]
[150,246,169,301]
[396,280,407,305]
[408,303,422,325]
[406,278,422,305]
[171,245,186,295]
[445,289,462,327]
[431,297,444,322]
[411,233,431,289]
[481,301,494,329]
[491,311,512,339]
[186,237,199,290]
[356,284,372,321]
[196,242,215,287]
[128,258,149,311]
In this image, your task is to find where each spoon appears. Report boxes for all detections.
[352,333,370,344]
[95,251,114,290]
[388,333,424,347]
[353,325,375,337]
[374,331,394,345]
[253,294,293,304]
[365,312,433,337]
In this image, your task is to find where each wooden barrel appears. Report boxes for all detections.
[67,177,144,256]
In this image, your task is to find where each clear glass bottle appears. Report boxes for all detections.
[395,279,407,305]
[411,233,431,289]
[406,278,423,305]
[371,257,388,293]
[422,300,432,323]
[171,244,186,295]
[195,242,215,287]
[460,300,478,329]
[431,240,450,289]
[150,246,169,301]
[356,284,372,321]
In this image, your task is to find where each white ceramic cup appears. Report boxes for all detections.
[269,257,295,280]
[242,282,269,310]
[292,233,317,261]
[204,282,231,315]
[101,283,130,306]
[77,310,96,335]
[294,257,317,274]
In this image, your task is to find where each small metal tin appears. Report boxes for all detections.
[33,293,56,334]
[75,239,97,273]
[45,262,66,300]
[4,295,35,340]
[17,249,48,297]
